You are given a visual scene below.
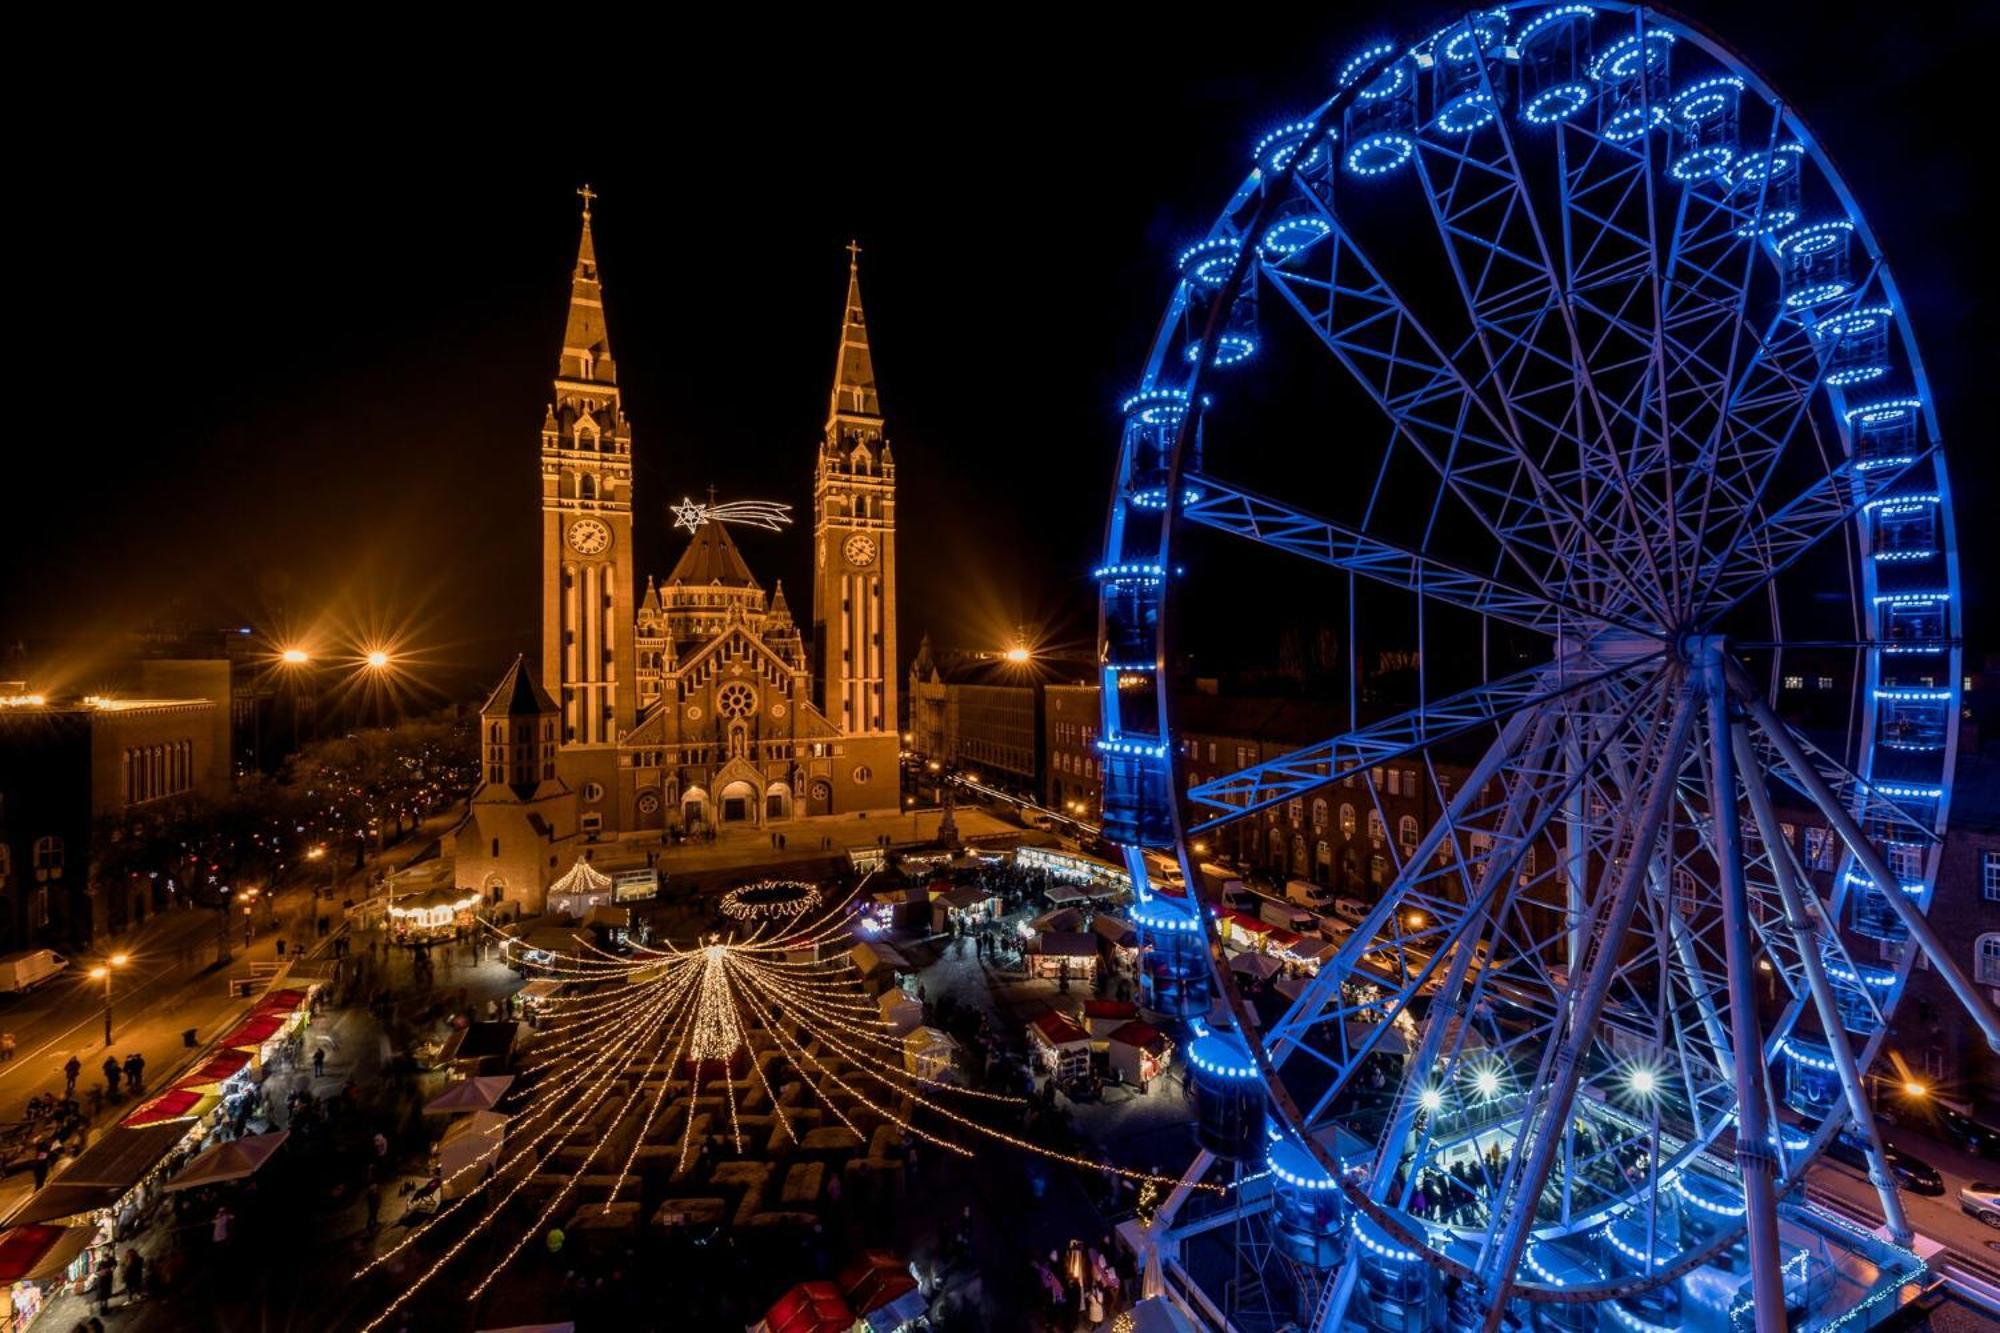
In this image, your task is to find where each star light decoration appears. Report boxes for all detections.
[671,495,793,533]
[356,877,1210,1330]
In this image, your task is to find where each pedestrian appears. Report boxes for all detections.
[212,1205,232,1245]
[124,1052,145,1094]
[92,1256,114,1314]
[276,938,286,958]
[31,1145,49,1191]
[0,1032,13,1061]
[1087,1284,1105,1326]
[365,1180,382,1231]
[102,1056,122,1097]
[313,1047,326,1078]
[373,1131,389,1160]
[120,1250,144,1304]
[64,1055,81,1095]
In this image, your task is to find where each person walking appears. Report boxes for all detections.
[64,1055,81,1096]
[365,1181,382,1232]
[0,1032,14,1061]
[313,1047,326,1079]
[92,1255,115,1314]
[31,1144,49,1191]
[120,1250,145,1305]
[212,1205,232,1246]
[102,1056,122,1098]
[124,1053,145,1094]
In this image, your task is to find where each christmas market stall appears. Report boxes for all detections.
[754,1280,854,1333]
[387,886,483,944]
[544,856,614,919]
[929,884,999,932]
[432,1110,508,1200]
[838,1251,923,1333]
[1081,998,1139,1041]
[1091,914,1139,970]
[1025,930,1097,983]
[876,987,924,1036]
[1107,1021,1174,1091]
[0,1224,95,1333]
[901,1026,959,1083]
[1026,1010,1092,1082]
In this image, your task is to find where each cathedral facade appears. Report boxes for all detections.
[536,195,901,840]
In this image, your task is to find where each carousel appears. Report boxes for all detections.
[387,887,482,944]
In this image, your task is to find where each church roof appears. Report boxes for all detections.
[667,519,759,589]
[828,244,880,421]
[481,655,557,719]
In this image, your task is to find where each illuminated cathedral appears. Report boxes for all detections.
[451,192,900,912]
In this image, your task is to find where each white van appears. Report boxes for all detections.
[1259,898,1317,933]
[0,949,67,994]
[1332,898,1371,927]
[1285,879,1334,910]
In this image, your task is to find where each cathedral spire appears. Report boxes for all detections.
[828,239,879,422]
[562,185,615,386]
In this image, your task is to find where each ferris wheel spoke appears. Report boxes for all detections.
[1187,649,1663,832]
[1261,187,1669,623]
[1691,447,1936,627]
[1179,468,1620,635]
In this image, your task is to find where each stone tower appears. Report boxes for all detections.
[540,187,637,788]
[812,243,898,744]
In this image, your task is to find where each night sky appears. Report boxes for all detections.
[13,5,1994,696]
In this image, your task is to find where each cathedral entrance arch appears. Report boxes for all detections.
[681,786,710,830]
[719,780,758,824]
[765,782,792,822]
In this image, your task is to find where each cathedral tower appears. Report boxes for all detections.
[813,243,898,744]
[540,186,637,754]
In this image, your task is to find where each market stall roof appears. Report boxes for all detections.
[517,979,565,1004]
[583,903,628,928]
[1028,1011,1091,1048]
[1092,915,1137,947]
[1228,952,1283,979]
[1108,1021,1171,1054]
[903,1026,958,1055]
[53,1121,192,1190]
[390,885,483,914]
[178,1048,254,1089]
[252,988,309,1013]
[1084,999,1137,1023]
[1265,927,1304,952]
[1126,1295,1199,1332]
[935,886,991,910]
[838,1249,919,1315]
[760,1279,854,1333]
[0,1224,96,1284]
[122,1088,212,1127]
[849,940,910,975]
[4,1183,125,1228]
[165,1130,289,1193]
[506,924,590,955]
[220,1011,289,1049]
[1226,912,1275,935]
[424,1075,515,1114]
[1032,931,1097,960]
[1043,884,1089,906]
[1029,906,1085,933]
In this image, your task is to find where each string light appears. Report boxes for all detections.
[719,880,823,921]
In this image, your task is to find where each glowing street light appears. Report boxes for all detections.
[365,649,392,670]
[1418,1087,1444,1113]
[280,647,311,665]
[1472,1066,1501,1099]
[1901,1079,1928,1099]
[89,952,131,1046]
[1404,910,1428,930]
[1003,644,1032,664]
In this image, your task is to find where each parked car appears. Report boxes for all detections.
[1821,1125,1947,1195]
[1333,898,1371,926]
[1961,1183,2000,1229]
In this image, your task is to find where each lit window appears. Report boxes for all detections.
[1368,810,1387,847]
[1398,815,1418,856]
[1984,851,2000,903]
[1817,676,1834,690]
[1312,799,1329,833]
[1783,675,1803,690]
[1339,804,1357,838]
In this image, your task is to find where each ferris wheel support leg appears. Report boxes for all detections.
[1476,681,1698,1333]
[1727,662,2000,1054]
[1731,723,1915,1246]
[1698,645,1789,1332]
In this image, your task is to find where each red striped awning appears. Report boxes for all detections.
[219,1013,287,1049]
[178,1048,253,1087]
[253,988,308,1013]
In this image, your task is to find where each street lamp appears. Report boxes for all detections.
[365,649,391,670]
[90,953,130,1046]
[280,647,311,665]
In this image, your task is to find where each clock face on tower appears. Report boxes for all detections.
[567,518,612,555]
[843,534,878,567]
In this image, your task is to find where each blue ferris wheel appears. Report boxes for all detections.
[1094,5,1996,1331]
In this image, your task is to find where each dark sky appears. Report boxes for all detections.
[11,5,1993,696]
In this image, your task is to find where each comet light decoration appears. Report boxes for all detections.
[355,877,1209,1330]
[670,495,794,533]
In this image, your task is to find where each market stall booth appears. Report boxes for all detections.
[840,1250,925,1333]
[1027,1011,1092,1082]
[0,1224,96,1333]
[1107,1021,1173,1090]
[930,885,999,933]
[877,988,924,1036]
[163,1130,288,1193]
[545,856,614,920]
[1082,999,1139,1042]
[387,886,482,944]
[1025,931,1097,983]
[1092,914,1139,970]
[432,1110,508,1200]
[423,1075,514,1116]
[902,1027,959,1082]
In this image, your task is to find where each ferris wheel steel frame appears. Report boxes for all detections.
[1094,5,1993,1331]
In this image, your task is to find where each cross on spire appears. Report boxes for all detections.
[578,183,597,220]
[846,237,862,266]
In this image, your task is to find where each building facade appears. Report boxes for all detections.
[0,663,231,948]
